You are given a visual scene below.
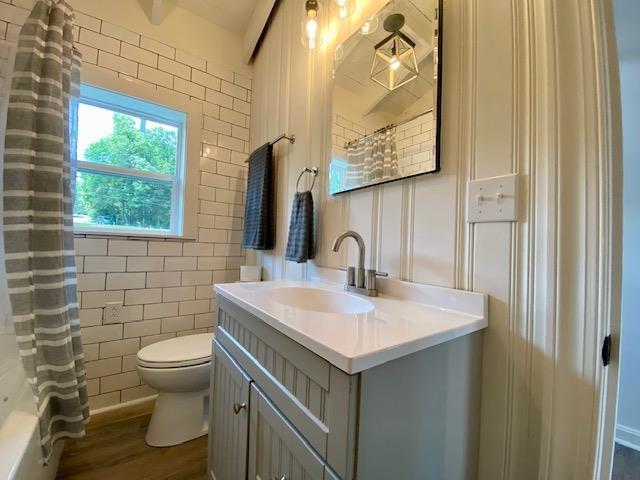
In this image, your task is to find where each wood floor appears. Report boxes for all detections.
[612,443,640,480]
[56,413,208,480]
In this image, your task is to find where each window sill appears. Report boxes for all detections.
[73,228,195,241]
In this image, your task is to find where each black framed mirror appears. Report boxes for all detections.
[329,0,442,195]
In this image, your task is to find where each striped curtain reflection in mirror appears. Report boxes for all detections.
[346,127,398,188]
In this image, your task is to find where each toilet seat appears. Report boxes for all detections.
[137,333,213,369]
[137,356,211,369]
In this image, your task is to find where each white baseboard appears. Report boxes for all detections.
[89,394,157,417]
[616,424,640,452]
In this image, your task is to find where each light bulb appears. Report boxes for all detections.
[335,0,347,17]
[360,14,378,35]
[335,0,354,18]
[303,0,319,49]
[390,56,400,70]
[306,18,318,49]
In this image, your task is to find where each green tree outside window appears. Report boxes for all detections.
[74,113,178,230]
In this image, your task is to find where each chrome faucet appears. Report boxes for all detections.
[332,230,387,297]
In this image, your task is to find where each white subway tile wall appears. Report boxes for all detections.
[0,0,250,411]
[394,112,436,174]
[332,113,370,149]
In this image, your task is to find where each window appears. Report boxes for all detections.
[73,84,191,237]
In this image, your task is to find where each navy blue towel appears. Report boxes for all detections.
[285,191,315,263]
[242,143,275,250]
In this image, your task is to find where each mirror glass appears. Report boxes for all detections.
[329,0,441,195]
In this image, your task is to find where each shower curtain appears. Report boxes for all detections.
[2,0,88,461]
[346,127,398,187]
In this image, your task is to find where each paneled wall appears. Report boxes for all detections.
[0,0,251,410]
[249,0,620,478]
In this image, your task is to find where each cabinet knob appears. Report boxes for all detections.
[233,402,247,414]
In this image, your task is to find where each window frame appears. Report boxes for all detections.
[72,66,201,239]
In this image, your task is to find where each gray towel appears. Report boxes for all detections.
[242,143,275,250]
[285,191,315,263]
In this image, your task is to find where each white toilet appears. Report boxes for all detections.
[136,333,214,447]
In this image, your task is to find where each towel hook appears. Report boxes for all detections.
[296,167,318,192]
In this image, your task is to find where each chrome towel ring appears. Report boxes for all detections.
[296,166,318,192]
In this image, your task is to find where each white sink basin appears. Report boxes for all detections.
[270,287,374,314]
[215,279,488,373]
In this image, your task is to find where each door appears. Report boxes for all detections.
[248,384,326,480]
[209,339,252,480]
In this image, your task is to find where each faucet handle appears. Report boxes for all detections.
[339,265,356,286]
[365,269,388,292]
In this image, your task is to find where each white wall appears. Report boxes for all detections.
[0,0,251,410]
[250,0,620,478]
[615,0,640,452]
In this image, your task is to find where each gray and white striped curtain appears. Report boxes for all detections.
[3,0,88,461]
[346,128,398,188]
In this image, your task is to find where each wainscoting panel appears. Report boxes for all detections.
[248,0,621,478]
[377,182,403,278]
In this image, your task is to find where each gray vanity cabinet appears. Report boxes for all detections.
[208,340,251,480]
[209,296,483,480]
[248,383,325,480]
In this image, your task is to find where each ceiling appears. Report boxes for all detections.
[334,0,436,119]
[140,0,271,62]
[176,0,259,36]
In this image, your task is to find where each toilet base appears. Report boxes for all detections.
[145,388,210,447]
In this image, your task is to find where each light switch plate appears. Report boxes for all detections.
[467,173,518,223]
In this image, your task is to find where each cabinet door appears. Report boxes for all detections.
[323,468,340,480]
[218,297,358,479]
[248,384,326,480]
[209,339,251,480]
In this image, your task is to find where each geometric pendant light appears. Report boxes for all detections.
[370,14,419,91]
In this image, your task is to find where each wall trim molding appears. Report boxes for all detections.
[402,179,415,281]
[89,395,157,427]
[616,425,640,452]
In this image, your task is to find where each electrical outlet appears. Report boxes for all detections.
[104,301,123,324]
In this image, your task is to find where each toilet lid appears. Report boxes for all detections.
[137,333,213,368]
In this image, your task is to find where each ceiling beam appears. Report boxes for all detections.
[138,0,176,26]
[242,0,277,64]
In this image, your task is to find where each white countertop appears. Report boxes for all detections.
[214,277,488,374]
